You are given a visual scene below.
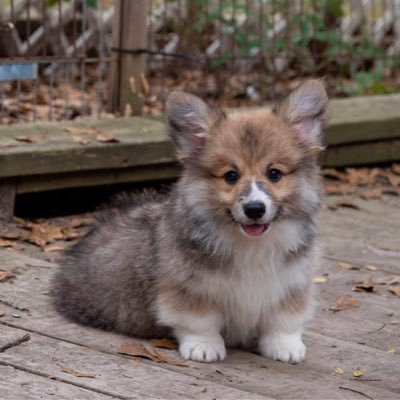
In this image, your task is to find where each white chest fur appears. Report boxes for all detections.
[200,219,313,345]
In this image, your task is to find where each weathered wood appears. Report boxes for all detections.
[0,324,273,400]
[108,0,148,115]
[0,243,399,399]
[0,365,117,400]
[17,163,180,194]
[323,140,400,167]
[0,179,16,219]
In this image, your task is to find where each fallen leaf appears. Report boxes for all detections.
[352,368,363,378]
[337,262,359,270]
[150,338,178,350]
[387,348,397,354]
[118,342,186,366]
[96,132,119,143]
[365,265,378,271]
[0,270,16,283]
[329,296,359,312]
[0,230,22,240]
[15,134,46,143]
[67,217,93,229]
[59,365,96,378]
[25,222,64,247]
[389,320,400,325]
[334,367,344,374]
[0,239,16,248]
[374,276,400,285]
[322,169,348,181]
[392,164,400,175]
[118,342,158,361]
[360,188,382,200]
[352,277,375,293]
[148,347,186,366]
[312,276,327,284]
[334,200,361,210]
[43,245,65,253]
[72,136,91,145]
[388,286,400,298]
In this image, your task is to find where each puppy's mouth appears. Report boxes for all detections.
[240,223,270,237]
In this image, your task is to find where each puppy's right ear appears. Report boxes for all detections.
[165,91,212,158]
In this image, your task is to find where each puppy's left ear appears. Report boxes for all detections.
[166,91,215,159]
[275,79,328,146]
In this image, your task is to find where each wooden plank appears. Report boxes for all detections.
[0,251,399,399]
[0,178,16,219]
[323,140,400,167]
[0,324,273,400]
[0,118,174,179]
[17,163,180,194]
[0,365,118,400]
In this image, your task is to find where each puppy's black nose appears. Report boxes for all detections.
[243,202,266,220]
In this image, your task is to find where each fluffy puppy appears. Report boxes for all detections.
[52,79,328,363]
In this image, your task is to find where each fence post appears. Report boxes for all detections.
[108,0,148,116]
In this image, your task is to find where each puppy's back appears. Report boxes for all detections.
[51,191,170,338]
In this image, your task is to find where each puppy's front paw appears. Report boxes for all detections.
[259,332,306,364]
[179,334,226,363]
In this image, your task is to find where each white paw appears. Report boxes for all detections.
[259,332,306,364]
[179,334,226,363]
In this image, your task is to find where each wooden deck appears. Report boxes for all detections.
[0,194,399,399]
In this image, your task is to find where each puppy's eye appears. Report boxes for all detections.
[267,168,282,182]
[224,170,240,184]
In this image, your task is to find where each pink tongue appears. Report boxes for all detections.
[242,224,266,237]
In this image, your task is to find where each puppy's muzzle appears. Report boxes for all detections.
[243,202,266,220]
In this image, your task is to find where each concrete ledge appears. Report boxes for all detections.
[0,94,399,203]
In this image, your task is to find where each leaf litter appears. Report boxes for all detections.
[329,296,359,312]
[118,342,186,366]
[0,270,16,283]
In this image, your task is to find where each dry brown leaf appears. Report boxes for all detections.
[150,338,178,350]
[0,230,22,240]
[59,365,96,378]
[148,347,186,367]
[72,136,91,145]
[0,239,16,248]
[337,262,359,270]
[329,296,359,312]
[25,222,64,247]
[392,164,400,175]
[334,201,361,210]
[67,217,93,229]
[43,245,65,253]
[352,368,363,378]
[15,134,46,143]
[389,320,400,325]
[365,265,378,271]
[0,270,16,283]
[388,286,400,298]
[352,277,375,293]
[96,132,119,143]
[322,169,348,181]
[118,342,186,366]
[324,183,355,196]
[312,276,327,284]
[374,276,400,285]
[118,342,158,361]
[360,188,382,200]
[334,367,344,374]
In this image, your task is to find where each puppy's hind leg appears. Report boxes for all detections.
[156,298,226,363]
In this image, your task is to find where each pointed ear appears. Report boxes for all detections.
[165,91,214,158]
[275,79,328,145]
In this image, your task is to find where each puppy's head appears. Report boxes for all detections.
[166,80,328,238]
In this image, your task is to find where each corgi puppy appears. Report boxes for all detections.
[52,79,328,364]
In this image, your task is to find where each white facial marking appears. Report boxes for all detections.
[242,181,274,221]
